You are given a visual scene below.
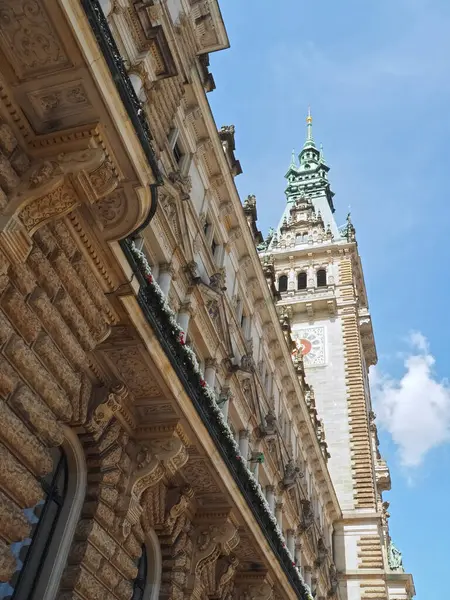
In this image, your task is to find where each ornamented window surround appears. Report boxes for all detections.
[34,427,87,600]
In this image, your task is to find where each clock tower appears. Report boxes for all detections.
[258,112,415,600]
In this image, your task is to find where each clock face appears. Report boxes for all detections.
[292,327,325,366]
[298,338,312,356]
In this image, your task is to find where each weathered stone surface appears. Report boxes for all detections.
[111,546,137,581]
[62,565,115,600]
[0,489,31,543]
[51,221,79,261]
[27,245,61,299]
[10,384,64,447]
[52,250,109,342]
[97,560,122,590]
[7,262,36,296]
[0,538,16,582]
[29,288,87,371]
[54,289,96,351]
[0,355,19,398]
[114,578,133,600]
[33,334,81,399]
[0,442,43,508]
[5,335,72,421]
[68,541,102,572]
[1,285,41,343]
[0,400,53,476]
[0,123,17,156]
[0,153,20,193]
[0,312,13,346]
[75,520,117,561]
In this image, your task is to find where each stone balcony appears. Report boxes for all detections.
[277,285,337,318]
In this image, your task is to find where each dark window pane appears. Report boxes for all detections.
[173,141,183,165]
[298,272,307,290]
[317,269,327,287]
[278,275,288,293]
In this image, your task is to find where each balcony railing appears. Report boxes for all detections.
[81,0,162,186]
[121,238,311,600]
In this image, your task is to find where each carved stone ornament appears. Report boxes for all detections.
[0,149,118,265]
[187,516,240,598]
[86,382,128,434]
[122,436,188,538]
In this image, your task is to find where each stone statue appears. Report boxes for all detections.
[388,541,404,572]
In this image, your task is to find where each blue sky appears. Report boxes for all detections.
[209,1,450,597]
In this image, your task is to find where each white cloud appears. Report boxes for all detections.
[370,332,450,468]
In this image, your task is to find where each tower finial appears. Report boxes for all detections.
[306,107,313,141]
[290,148,296,166]
[303,107,316,148]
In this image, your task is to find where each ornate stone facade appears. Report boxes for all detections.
[0,2,341,600]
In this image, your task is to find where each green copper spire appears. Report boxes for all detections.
[320,143,325,163]
[303,107,316,149]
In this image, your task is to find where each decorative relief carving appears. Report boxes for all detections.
[18,180,79,234]
[93,191,127,230]
[26,81,94,132]
[104,346,163,399]
[0,0,71,79]
[181,459,220,495]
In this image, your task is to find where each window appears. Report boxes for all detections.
[211,238,217,257]
[2,447,68,600]
[173,141,183,165]
[298,272,307,290]
[317,269,327,287]
[278,275,288,293]
[132,545,148,600]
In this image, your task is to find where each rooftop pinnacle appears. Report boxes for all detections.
[304,107,316,149]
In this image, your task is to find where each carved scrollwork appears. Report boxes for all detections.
[121,436,189,538]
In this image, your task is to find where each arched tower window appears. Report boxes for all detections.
[278,275,288,293]
[297,272,307,290]
[132,544,148,600]
[317,269,327,287]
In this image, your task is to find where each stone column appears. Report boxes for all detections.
[295,542,303,570]
[204,358,217,389]
[265,485,275,513]
[275,502,284,529]
[239,430,250,464]
[177,302,193,334]
[287,529,296,558]
[158,264,174,297]
[220,389,233,421]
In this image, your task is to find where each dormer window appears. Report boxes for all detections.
[298,272,307,290]
[278,275,288,293]
[317,269,327,287]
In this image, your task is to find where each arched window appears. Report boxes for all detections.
[278,275,288,293]
[1,447,68,600]
[297,272,307,290]
[317,269,327,287]
[0,429,86,600]
[133,545,148,600]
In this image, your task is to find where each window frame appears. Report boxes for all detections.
[278,274,288,293]
[316,268,327,287]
